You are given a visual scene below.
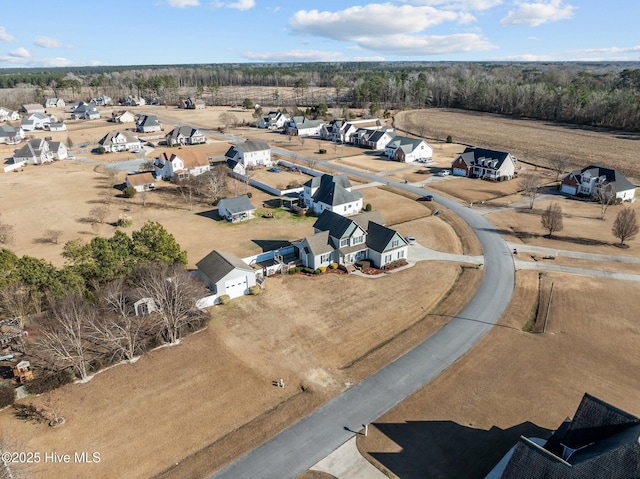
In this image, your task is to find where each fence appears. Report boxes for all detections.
[3,160,26,173]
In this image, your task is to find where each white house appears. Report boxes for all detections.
[224,139,271,173]
[43,98,65,108]
[111,110,136,124]
[0,125,25,145]
[451,147,517,180]
[165,126,206,146]
[196,250,257,302]
[293,209,407,270]
[46,122,67,132]
[385,136,433,163]
[0,107,20,122]
[154,150,210,181]
[125,172,156,192]
[302,174,363,216]
[13,138,67,164]
[561,165,636,202]
[181,97,205,109]
[123,95,145,106]
[217,194,256,222]
[21,113,52,131]
[351,129,396,150]
[259,111,288,129]
[136,114,162,133]
[90,95,112,106]
[98,130,142,153]
[19,104,45,115]
[284,116,324,136]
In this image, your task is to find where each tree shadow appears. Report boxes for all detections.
[252,239,291,252]
[368,420,552,479]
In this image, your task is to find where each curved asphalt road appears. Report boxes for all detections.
[208,153,515,478]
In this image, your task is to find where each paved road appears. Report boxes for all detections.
[210,154,515,478]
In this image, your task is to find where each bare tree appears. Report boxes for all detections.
[595,182,616,220]
[196,166,227,204]
[0,222,15,245]
[520,172,541,209]
[139,160,155,171]
[37,295,94,380]
[298,136,306,148]
[612,207,639,247]
[548,155,571,182]
[43,229,63,244]
[176,176,198,211]
[136,264,209,344]
[540,202,563,238]
[304,157,317,169]
[90,205,110,224]
[0,282,34,327]
[218,112,237,129]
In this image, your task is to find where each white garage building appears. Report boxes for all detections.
[195,250,257,302]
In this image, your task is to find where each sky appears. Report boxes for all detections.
[0,0,638,68]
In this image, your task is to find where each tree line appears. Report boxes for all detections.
[2,62,640,130]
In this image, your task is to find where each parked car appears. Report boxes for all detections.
[269,167,282,173]
[437,170,450,176]
[405,235,416,245]
[417,195,434,202]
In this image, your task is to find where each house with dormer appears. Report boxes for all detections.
[352,128,396,150]
[20,112,52,131]
[284,116,324,136]
[452,147,517,181]
[154,150,210,181]
[0,107,20,122]
[224,139,272,174]
[165,126,206,146]
[90,95,111,106]
[13,138,67,164]
[111,110,136,124]
[386,136,433,163]
[302,174,363,216]
[43,98,65,108]
[293,209,407,269]
[259,111,288,130]
[0,125,25,145]
[136,114,162,133]
[98,130,142,153]
[560,165,636,202]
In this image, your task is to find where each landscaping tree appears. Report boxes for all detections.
[520,172,540,209]
[44,229,63,244]
[122,186,136,198]
[136,263,208,344]
[549,154,570,182]
[37,295,94,380]
[595,182,616,220]
[242,98,254,110]
[196,166,227,204]
[541,202,564,238]
[612,207,639,247]
[131,221,188,265]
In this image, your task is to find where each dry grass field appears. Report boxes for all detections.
[396,108,640,184]
[358,270,640,478]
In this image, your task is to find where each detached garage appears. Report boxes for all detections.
[195,250,257,302]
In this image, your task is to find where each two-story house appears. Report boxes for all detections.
[386,136,433,163]
[0,125,25,145]
[302,174,363,216]
[224,139,272,174]
[154,150,210,181]
[165,126,206,146]
[451,147,517,180]
[20,112,52,131]
[13,138,68,164]
[259,111,288,130]
[561,165,636,202]
[136,114,162,133]
[98,130,142,153]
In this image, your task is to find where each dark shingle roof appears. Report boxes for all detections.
[313,209,359,239]
[196,250,254,284]
[307,174,362,207]
[366,221,406,253]
[578,165,635,192]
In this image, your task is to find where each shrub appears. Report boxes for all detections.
[318,149,327,154]
[314,268,321,274]
[117,216,133,227]
[446,135,453,143]
[249,285,260,295]
[26,369,74,395]
[365,203,372,212]
[218,294,231,305]
[329,262,338,270]
[318,266,327,273]
[246,192,253,198]
[355,260,371,269]
[123,186,136,198]
[302,267,315,274]
[0,383,15,409]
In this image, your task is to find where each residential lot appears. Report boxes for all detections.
[1,102,639,479]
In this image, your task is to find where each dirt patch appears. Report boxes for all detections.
[357,271,640,478]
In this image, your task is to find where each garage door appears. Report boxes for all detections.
[561,185,576,195]
[453,168,467,177]
[225,277,248,299]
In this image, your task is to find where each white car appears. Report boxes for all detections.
[405,235,417,245]
[437,170,450,176]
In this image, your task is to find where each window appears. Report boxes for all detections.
[398,250,404,259]
[384,254,392,264]
[340,238,349,247]
[391,239,399,248]
[352,235,364,245]
[320,253,331,263]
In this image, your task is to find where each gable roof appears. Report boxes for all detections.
[196,250,254,284]
[173,150,209,169]
[305,174,362,207]
[313,209,360,239]
[366,221,406,253]
[499,393,640,479]
[218,194,256,215]
[388,136,428,154]
[126,172,155,187]
[13,138,46,158]
[576,165,635,192]
[137,114,160,127]
[456,147,514,170]
[351,210,386,229]
[295,230,334,257]
[0,125,19,137]
[166,125,201,139]
[235,139,270,153]
[98,130,140,145]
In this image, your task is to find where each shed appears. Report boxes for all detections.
[217,194,256,222]
[196,250,257,300]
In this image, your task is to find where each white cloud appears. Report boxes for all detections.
[34,36,72,48]
[290,4,459,40]
[0,26,16,43]
[288,4,496,56]
[565,45,640,55]
[212,0,255,10]
[8,47,30,58]
[241,50,343,62]
[0,55,74,67]
[166,0,200,7]
[351,56,386,62]
[403,0,502,10]
[495,53,554,61]
[500,0,576,27]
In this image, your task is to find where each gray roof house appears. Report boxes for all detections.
[165,126,206,146]
[98,130,142,152]
[486,393,640,479]
[302,174,363,216]
[224,139,272,173]
[0,125,24,145]
[136,114,162,133]
[561,165,636,202]
[217,194,256,222]
[385,136,433,163]
[195,250,257,301]
[13,138,67,164]
[293,209,407,270]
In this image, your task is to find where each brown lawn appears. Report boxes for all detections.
[357,271,640,478]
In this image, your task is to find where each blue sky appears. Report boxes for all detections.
[0,0,638,68]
